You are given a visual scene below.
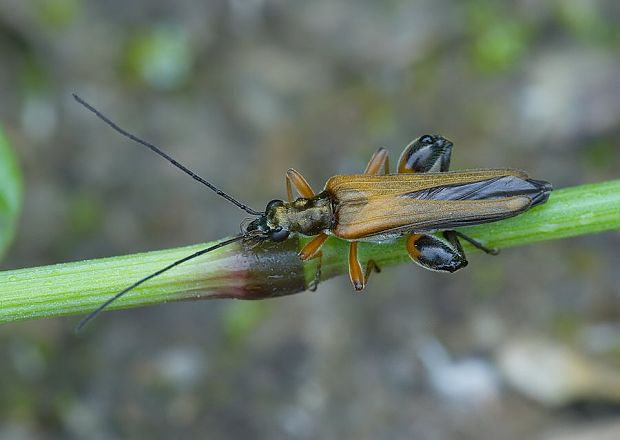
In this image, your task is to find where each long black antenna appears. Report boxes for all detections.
[72,94,263,216]
[76,235,246,331]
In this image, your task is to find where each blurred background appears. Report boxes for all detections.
[1,1,620,438]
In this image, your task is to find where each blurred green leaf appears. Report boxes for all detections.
[556,0,614,44]
[467,3,530,73]
[36,0,80,29]
[0,126,23,259]
[123,26,194,90]
[223,302,268,346]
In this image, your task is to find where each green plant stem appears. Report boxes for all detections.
[1,180,619,325]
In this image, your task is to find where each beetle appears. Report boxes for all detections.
[73,95,552,328]
[245,136,552,290]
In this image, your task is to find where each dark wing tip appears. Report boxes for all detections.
[526,179,553,207]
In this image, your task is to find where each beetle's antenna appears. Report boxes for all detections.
[72,94,263,216]
[76,235,246,331]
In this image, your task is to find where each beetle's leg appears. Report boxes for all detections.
[298,234,329,291]
[397,135,453,173]
[441,230,465,257]
[345,146,388,290]
[348,242,365,290]
[364,147,390,175]
[365,259,381,281]
[307,251,323,291]
[406,233,468,272]
[348,242,382,291]
[449,230,499,255]
[286,168,316,202]
[299,233,329,260]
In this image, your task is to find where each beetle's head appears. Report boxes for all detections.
[244,199,290,242]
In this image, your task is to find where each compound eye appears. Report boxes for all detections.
[269,227,290,242]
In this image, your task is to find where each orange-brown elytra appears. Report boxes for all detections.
[73,96,552,328]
